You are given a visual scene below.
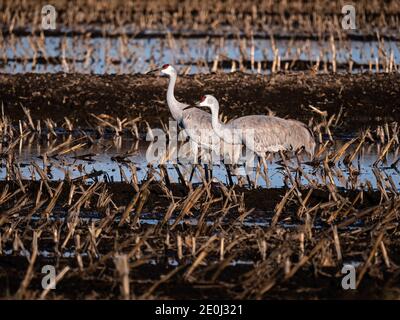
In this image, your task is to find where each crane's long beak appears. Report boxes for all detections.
[183,101,205,110]
[146,67,161,75]
[195,103,209,110]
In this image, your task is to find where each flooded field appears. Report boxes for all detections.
[2,0,400,74]
[1,0,400,300]
[2,36,400,74]
[1,137,400,189]
[1,114,399,299]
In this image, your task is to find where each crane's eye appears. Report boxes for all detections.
[162,64,169,69]
[201,96,206,102]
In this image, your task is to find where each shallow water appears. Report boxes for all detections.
[1,136,399,190]
[1,36,399,74]
[0,247,260,267]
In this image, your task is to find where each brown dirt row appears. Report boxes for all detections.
[0,180,383,214]
[0,72,399,136]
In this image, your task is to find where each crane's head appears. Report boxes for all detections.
[160,64,176,76]
[146,64,176,76]
[195,95,219,113]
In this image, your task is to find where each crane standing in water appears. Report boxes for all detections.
[147,65,232,182]
[158,64,215,151]
[196,95,315,162]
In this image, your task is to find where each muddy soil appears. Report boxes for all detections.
[1,72,400,300]
[0,254,397,299]
[1,180,397,299]
[0,72,399,135]
[0,180,383,214]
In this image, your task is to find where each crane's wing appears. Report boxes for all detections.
[231,115,314,154]
[181,107,216,148]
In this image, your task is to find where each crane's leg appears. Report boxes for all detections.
[246,170,253,188]
[174,164,188,189]
[224,163,234,186]
[255,154,270,187]
[279,150,300,194]
[186,140,200,182]
[188,155,203,183]
[201,147,215,183]
[204,163,210,182]
[221,143,237,186]
[252,154,260,187]
[295,147,304,165]
[254,156,261,188]
[260,153,271,187]
[204,152,213,181]
[189,140,199,165]
[279,150,287,165]
[160,164,171,189]
[189,165,196,182]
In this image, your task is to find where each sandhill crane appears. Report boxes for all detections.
[196,95,315,160]
[148,64,216,152]
[147,65,231,181]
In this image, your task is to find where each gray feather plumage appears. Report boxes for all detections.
[162,66,315,160]
[180,107,216,149]
[230,115,315,158]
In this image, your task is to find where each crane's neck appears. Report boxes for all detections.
[166,72,184,122]
[210,105,232,143]
[209,104,239,145]
[210,106,223,134]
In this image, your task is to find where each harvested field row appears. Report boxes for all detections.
[2,0,400,38]
[1,73,399,135]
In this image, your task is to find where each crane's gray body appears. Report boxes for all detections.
[198,95,316,159]
[180,107,216,149]
[162,66,218,151]
[161,67,315,161]
[231,115,315,158]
